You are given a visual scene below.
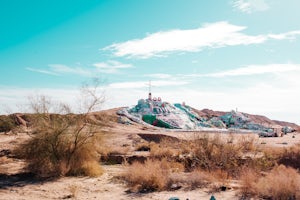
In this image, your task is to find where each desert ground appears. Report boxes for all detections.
[0,109,299,200]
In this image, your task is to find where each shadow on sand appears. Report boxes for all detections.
[0,172,54,189]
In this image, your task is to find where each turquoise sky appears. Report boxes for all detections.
[1,0,300,124]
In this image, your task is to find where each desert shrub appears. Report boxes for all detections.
[237,135,258,153]
[256,145,300,172]
[278,144,300,170]
[181,134,244,177]
[168,168,233,192]
[239,168,260,197]
[123,159,175,192]
[186,170,211,189]
[15,79,105,178]
[169,169,212,190]
[240,165,300,199]
[0,115,16,133]
[150,141,179,159]
[16,119,103,177]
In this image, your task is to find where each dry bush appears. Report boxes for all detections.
[169,170,212,190]
[16,126,104,177]
[150,140,180,159]
[178,133,275,178]
[278,144,300,170]
[123,159,172,192]
[147,133,282,180]
[169,169,232,191]
[255,145,300,172]
[239,168,260,197]
[237,135,258,153]
[0,115,17,133]
[15,79,105,178]
[243,165,300,199]
[181,134,244,176]
[210,169,231,185]
[187,170,212,189]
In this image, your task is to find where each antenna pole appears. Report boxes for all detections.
[148,80,152,100]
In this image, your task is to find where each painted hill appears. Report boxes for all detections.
[193,108,299,130]
[0,104,298,136]
[116,95,299,136]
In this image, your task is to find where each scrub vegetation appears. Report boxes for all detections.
[122,134,300,199]
[15,79,105,177]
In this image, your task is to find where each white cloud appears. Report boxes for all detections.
[188,64,300,78]
[26,61,133,76]
[104,21,300,58]
[48,64,92,76]
[108,80,189,89]
[232,0,269,13]
[5,63,300,124]
[93,60,133,74]
[0,86,80,113]
[1,71,300,124]
[27,64,92,76]
[143,73,172,79]
[268,31,300,40]
[26,67,59,76]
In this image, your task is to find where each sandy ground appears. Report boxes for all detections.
[0,122,299,200]
[0,163,238,200]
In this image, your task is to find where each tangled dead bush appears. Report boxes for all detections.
[15,79,105,178]
[16,113,103,178]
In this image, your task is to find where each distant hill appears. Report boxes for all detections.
[0,107,299,133]
[192,108,299,130]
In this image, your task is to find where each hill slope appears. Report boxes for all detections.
[193,108,299,130]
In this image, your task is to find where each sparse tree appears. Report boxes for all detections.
[16,78,105,177]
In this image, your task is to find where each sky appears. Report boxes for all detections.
[1,0,300,124]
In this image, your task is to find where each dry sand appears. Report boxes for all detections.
[1,121,299,200]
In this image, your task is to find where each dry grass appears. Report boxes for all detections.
[169,170,212,190]
[258,144,300,172]
[239,168,260,197]
[144,134,265,178]
[240,165,300,199]
[180,134,250,176]
[237,135,258,152]
[150,141,179,159]
[123,158,209,193]
[128,133,300,196]
[123,159,172,192]
[278,143,300,170]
